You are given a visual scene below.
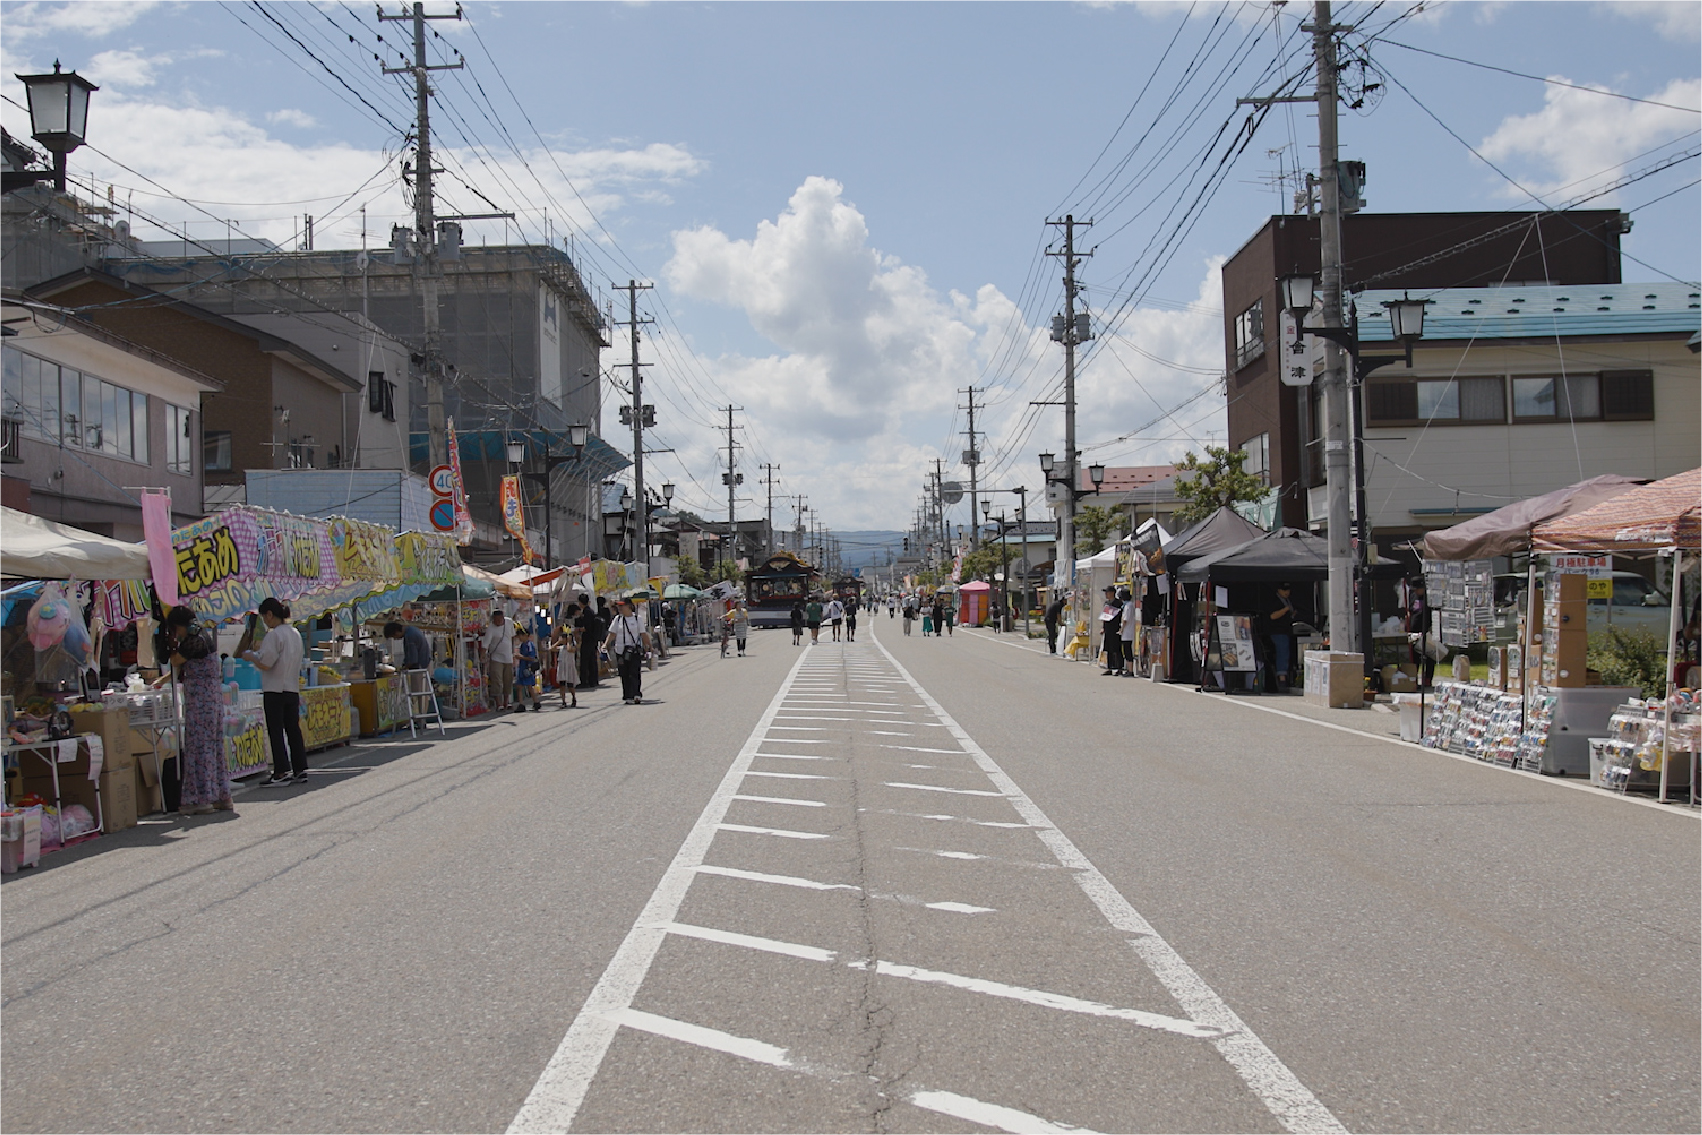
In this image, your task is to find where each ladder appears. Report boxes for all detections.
[403,668,445,738]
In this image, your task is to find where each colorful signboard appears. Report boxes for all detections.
[445,418,474,545]
[500,475,536,566]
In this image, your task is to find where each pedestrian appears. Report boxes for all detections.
[1100,585,1126,676]
[1407,578,1435,691]
[484,609,515,711]
[161,606,232,813]
[902,595,917,635]
[732,601,750,656]
[845,596,859,642]
[790,599,805,646]
[806,594,824,644]
[1044,593,1066,655]
[1264,582,1297,689]
[826,596,844,641]
[384,619,432,671]
[930,596,945,637]
[551,616,579,708]
[942,598,954,636]
[603,598,651,704]
[1119,588,1139,676]
[513,627,542,711]
[242,597,309,785]
[888,594,896,618]
[576,598,602,690]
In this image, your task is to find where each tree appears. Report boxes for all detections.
[676,555,707,588]
[1172,445,1268,525]
[957,545,1001,583]
[709,558,742,584]
[1073,504,1123,555]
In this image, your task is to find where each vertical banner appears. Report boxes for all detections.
[500,475,536,566]
[445,418,475,545]
[141,489,179,606]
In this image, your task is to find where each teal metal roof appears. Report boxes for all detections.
[1354,282,1700,342]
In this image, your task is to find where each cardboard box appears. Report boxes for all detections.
[68,706,134,773]
[1304,651,1365,709]
[134,763,164,816]
[1382,665,1418,693]
[98,767,136,832]
[1,807,42,873]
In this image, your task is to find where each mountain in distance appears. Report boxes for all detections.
[827,531,908,572]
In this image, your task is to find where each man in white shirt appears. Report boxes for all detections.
[242,597,309,784]
[602,599,652,704]
[825,597,844,642]
[484,609,515,711]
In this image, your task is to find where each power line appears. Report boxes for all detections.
[1372,39,1702,114]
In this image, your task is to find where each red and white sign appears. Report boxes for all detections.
[428,465,456,497]
[1550,554,1610,577]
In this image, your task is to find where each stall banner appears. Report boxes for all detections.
[329,517,401,586]
[445,418,475,545]
[500,476,536,566]
[377,673,409,732]
[171,507,334,621]
[224,715,269,779]
[396,531,463,585]
[90,579,151,628]
[141,488,179,606]
[299,685,351,750]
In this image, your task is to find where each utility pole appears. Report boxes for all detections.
[960,386,982,550]
[1044,215,1092,588]
[933,458,946,568]
[761,463,780,556]
[615,281,655,569]
[721,406,744,565]
[380,2,463,469]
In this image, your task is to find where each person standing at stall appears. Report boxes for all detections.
[161,607,233,814]
[1406,578,1435,691]
[1262,582,1297,689]
[243,597,308,785]
[1100,585,1126,676]
[384,621,432,671]
[1044,593,1067,654]
[512,627,542,712]
[604,598,652,705]
[551,614,579,709]
[575,599,602,690]
[484,609,515,712]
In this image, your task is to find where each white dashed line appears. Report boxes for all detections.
[716,823,832,840]
[732,794,828,808]
[884,781,1006,798]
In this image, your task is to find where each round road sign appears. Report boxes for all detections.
[429,497,457,532]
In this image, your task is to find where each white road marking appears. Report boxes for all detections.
[758,738,830,745]
[881,744,969,755]
[732,794,828,808]
[774,715,858,721]
[744,770,835,780]
[871,633,1348,1134]
[922,901,997,914]
[768,725,829,731]
[913,849,987,860]
[908,1089,1087,1134]
[664,922,839,962]
[608,1009,796,1069]
[754,752,838,761]
[862,961,1221,1039]
[884,781,1006,798]
[863,808,1032,829]
[506,645,813,1135]
[696,864,857,891]
[864,730,913,736]
[717,823,831,840]
[614,1011,1089,1133]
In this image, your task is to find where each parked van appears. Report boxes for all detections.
[1492,571,1670,640]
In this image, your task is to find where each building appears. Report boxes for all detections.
[2,294,219,535]
[26,269,361,504]
[1219,210,1631,529]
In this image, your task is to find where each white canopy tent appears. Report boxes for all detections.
[0,506,152,580]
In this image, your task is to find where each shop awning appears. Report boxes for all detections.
[663,584,703,599]
[1,506,153,580]
[1531,468,1701,553]
[1421,474,1644,560]
[464,564,534,599]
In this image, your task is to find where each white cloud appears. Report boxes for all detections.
[1479,77,1702,201]
[85,48,160,88]
[1599,0,1702,41]
[3,0,165,40]
[265,108,318,129]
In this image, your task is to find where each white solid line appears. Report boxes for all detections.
[864,730,914,736]
[754,752,837,761]
[758,738,830,744]
[866,961,1220,1039]
[884,781,1006,797]
[881,744,969,754]
[717,822,831,840]
[768,725,829,731]
[695,864,857,891]
[744,769,834,780]
[664,921,839,962]
[908,1089,1087,1134]
[506,644,813,1134]
[732,794,828,808]
[869,629,1347,1135]
[608,1009,795,1069]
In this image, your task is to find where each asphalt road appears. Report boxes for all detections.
[3,617,1696,1134]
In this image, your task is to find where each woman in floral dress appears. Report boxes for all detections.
[163,606,232,815]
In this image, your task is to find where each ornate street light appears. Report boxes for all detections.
[568,422,589,449]
[15,62,98,192]
[1037,451,1055,475]
[505,438,525,464]
[1088,463,1106,488]
[661,482,675,506]
[1279,274,1315,318]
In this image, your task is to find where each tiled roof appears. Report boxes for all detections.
[1353,282,1700,342]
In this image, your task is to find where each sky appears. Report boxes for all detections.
[3,0,1697,541]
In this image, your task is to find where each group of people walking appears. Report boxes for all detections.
[898,593,953,636]
[483,594,657,710]
[790,594,860,645]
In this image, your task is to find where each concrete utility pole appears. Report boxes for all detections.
[380,2,462,469]
[960,386,982,550]
[1044,215,1092,587]
[722,406,743,564]
[761,463,780,556]
[933,458,946,567]
[616,281,655,569]
[1311,0,1354,652]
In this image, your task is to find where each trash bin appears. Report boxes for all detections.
[1390,692,1424,742]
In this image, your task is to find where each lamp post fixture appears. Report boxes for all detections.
[15,62,98,193]
[1281,277,1431,665]
[517,424,589,570]
[1088,462,1106,489]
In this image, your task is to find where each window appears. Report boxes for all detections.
[165,403,194,475]
[204,430,233,472]
[1241,432,1270,485]
[0,346,152,460]
[1513,375,1599,421]
[1600,370,1654,420]
[1233,299,1265,369]
[1367,377,1504,424]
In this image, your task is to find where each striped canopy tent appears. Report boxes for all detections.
[1531,468,1701,553]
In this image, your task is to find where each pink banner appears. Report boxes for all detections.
[141,490,178,606]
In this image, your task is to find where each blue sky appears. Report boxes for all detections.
[3,0,1697,534]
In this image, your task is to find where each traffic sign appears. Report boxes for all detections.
[941,481,964,504]
[428,465,456,497]
[429,497,457,532]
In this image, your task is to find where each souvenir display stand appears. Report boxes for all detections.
[396,595,490,718]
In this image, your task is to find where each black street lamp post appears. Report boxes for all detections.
[516,423,589,570]
[15,62,98,192]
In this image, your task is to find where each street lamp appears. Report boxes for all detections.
[1088,462,1105,488]
[505,438,526,464]
[1038,451,1055,475]
[568,422,589,449]
[15,62,98,192]
[662,482,675,507]
[1279,274,1315,319]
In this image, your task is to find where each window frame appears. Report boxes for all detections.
[203,429,233,472]
[1512,374,1602,423]
[1365,375,1506,426]
[1233,299,1266,370]
[0,346,156,463]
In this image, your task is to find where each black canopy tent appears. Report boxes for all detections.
[1178,527,1409,584]
[1148,508,1267,683]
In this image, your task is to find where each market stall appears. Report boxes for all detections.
[1154,508,1267,684]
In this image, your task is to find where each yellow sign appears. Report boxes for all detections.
[1587,578,1612,599]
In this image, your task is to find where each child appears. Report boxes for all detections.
[551,620,578,708]
[513,628,542,712]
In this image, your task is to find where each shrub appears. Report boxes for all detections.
[1586,627,1668,698]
